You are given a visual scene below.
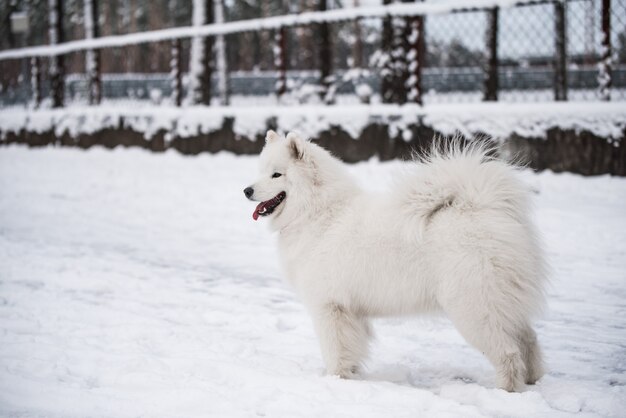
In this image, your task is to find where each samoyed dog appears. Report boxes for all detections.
[244,130,547,392]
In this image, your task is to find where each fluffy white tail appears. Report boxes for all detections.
[394,141,531,238]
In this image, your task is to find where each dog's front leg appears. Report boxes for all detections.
[312,302,371,378]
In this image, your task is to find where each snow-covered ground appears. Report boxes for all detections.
[0,145,625,417]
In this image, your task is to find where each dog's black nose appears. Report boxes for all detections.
[244,187,254,199]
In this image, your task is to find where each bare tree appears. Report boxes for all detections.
[84,0,102,105]
[214,0,229,105]
[48,0,65,108]
[188,0,214,105]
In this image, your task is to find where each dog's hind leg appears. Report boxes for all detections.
[312,303,371,378]
[438,261,529,392]
[443,301,527,392]
[519,324,544,384]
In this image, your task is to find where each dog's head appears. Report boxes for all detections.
[244,130,318,229]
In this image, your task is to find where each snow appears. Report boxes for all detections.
[0,145,625,417]
[1,102,625,143]
[0,0,544,60]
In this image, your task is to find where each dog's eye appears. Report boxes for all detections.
[272,172,282,178]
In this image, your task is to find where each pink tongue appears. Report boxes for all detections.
[253,201,266,221]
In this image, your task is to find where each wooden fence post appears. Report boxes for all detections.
[483,7,499,101]
[599,0,612,101]
[49,0,65,108]
[554,1,567,101]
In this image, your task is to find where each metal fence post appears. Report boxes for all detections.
[484,7,499,101]
[599,0,612,101]
[49,0,65,108]
[554,1,567,101]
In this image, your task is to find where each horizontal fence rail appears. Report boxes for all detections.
[0,0,624,109]
[0,0,542,60]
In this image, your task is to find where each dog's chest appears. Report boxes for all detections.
[277,227,324,284]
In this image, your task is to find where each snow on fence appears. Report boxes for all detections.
[0,1,546,60]
[0,0,624,109]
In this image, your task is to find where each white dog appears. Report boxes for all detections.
[244,130,547,392]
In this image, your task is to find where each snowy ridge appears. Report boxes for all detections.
[0,0,541,60]
[1,102,625,143]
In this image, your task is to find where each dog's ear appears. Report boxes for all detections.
[287,132,306,160]
[266,130,282,143]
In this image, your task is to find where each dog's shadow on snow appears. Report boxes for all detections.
[360,363,486,391]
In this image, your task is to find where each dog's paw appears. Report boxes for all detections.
[330,365,359,379]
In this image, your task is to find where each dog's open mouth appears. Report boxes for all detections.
[253,191,286,220]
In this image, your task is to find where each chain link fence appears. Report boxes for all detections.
[0,0,624,108]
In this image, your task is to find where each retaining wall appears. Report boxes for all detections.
[2,117,625,176]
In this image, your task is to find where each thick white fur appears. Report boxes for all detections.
[246,131,547,392]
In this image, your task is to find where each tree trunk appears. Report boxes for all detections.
[381,0,394,103]
[31,57,42,108]
[274,26,288,98]
[317,0,333,103]
[84,0,102,105]
[49,0,65,108]
[352,0,363,68]
[188,0,214,105]
[170,39,183,106]
[214,0,230,105]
